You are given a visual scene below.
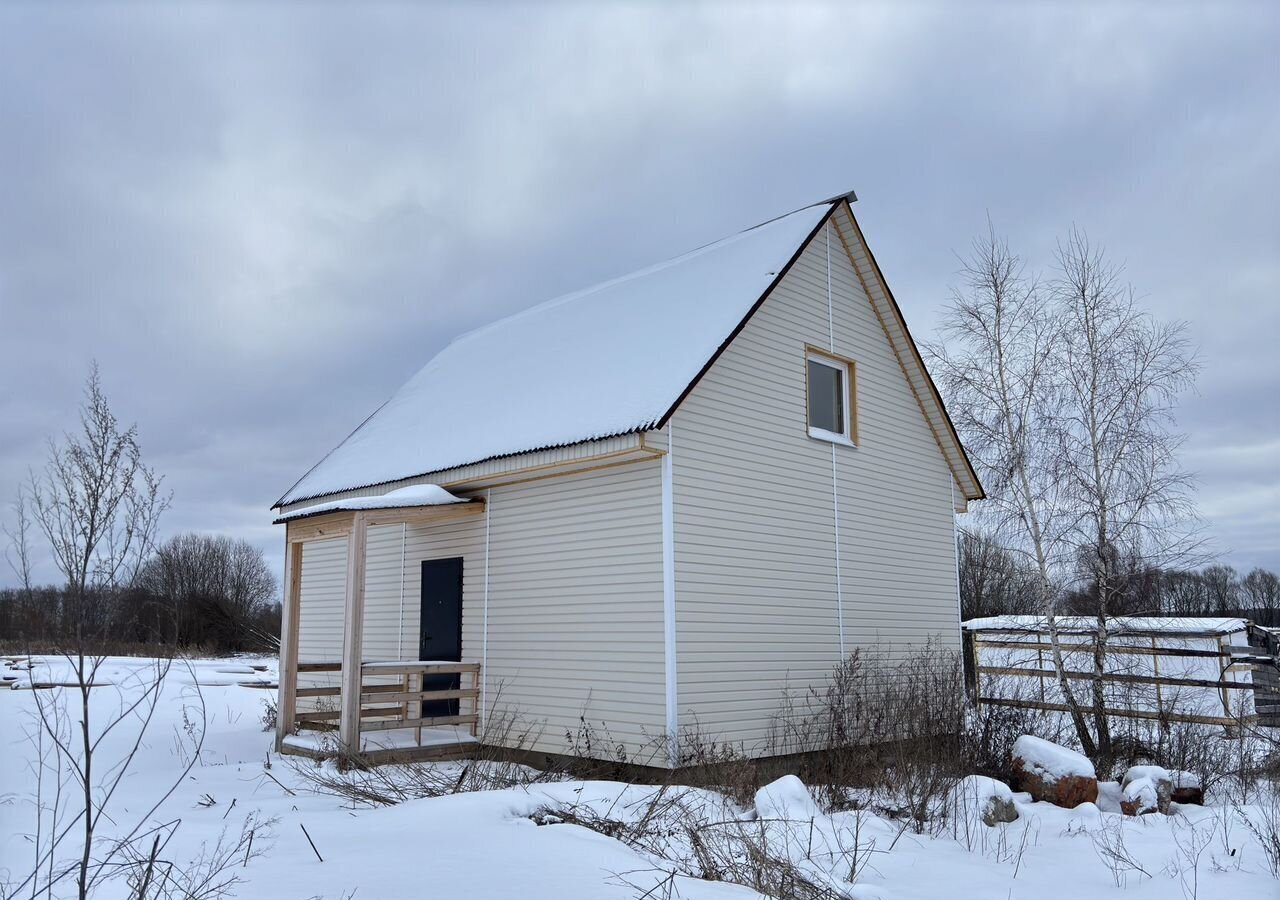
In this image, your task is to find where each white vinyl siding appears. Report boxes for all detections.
[295,537,348,663]
[294,537,348,710]
[481,461,666,760]
[671,204,960,750]
[299,461,665,761]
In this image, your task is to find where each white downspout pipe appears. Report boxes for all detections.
[661,421,679,767]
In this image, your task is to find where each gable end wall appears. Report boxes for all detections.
[670,204,961,750]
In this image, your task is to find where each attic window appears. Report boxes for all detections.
[806,349,856,445]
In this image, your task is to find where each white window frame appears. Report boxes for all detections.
[805,348,856,447]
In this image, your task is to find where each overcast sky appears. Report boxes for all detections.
[2,1,1277,591]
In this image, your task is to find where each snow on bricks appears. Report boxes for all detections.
[1120,766,1172,816]
[1171,770,1205,806]
[1115,766,1203,814]
[754,775,820,820]
[1010,735,1098,809]
[946,776,1018,826]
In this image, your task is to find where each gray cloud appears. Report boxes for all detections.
[2,1,1277,588]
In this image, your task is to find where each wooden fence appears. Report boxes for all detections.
[962,619,1280,728]
[289,659,481,749]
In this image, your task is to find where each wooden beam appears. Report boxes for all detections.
[358,687,479,705]
[281,501,482,536]
[337,512,369,755]
[286,512,354,544]
[363,502,484,529]
[359,713,478,733]
[359,662,481,676]
[975,695,1248,728]
[274,540,303,752]
[295,686,341,698]
[973,638,1238,660]
[297,705,413,723]
[977,664,1258,691]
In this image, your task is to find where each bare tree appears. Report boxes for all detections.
[1241,568,1280,619]
[957,528,1041,620]
[10,364,183,900]
[25,363,169,612]
[136,533,278,651]
[928,223,1096,754]
[3,493,35,599]
[1051,228,1200,762]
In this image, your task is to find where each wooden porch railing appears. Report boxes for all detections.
[287,660,481,753]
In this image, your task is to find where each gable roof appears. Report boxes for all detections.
[276,194,983,508]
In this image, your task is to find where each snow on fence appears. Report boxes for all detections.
[961,616,1280,728]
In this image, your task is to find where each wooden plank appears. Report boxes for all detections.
[298,683,407,699]
[977,665,1257,691]
[295,686,341,698]
[296,661,342,673]
[295,709,339,723]
[359,714,478,733]
[364,502,484,529]
[274,540,303,752]
[359,662,481,676]
[973,638,1233,660]
[285,511,355,543]
[338,512,368,755]
[970,627,1238,640]
[297,706,407,723]
[974,695,1248,727]
[358,688,478,705]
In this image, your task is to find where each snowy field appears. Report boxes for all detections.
[1,655,1278,900]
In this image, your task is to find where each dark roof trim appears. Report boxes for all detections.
[272,397,391,509]
[655,203,839,429]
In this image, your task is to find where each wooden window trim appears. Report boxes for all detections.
[804,344,859,447]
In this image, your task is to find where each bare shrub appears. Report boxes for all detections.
[535,787,871,900]
[673,721,760,808]
[292,702,554,806]
[768,641,966,831]
[118,812,275,900]
[962,674,1068,781]
[1090,816,1152,887]
[943,779,1038,869]
[260,694,278,733]
[1241,788,1280,879]
[559,709,662,778]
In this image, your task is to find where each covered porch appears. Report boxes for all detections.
[273,486,486,763]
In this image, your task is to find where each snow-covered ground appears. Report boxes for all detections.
[1,654,1277,899]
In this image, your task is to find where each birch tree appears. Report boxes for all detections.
[1051,228,1200,762]
[928,224,1096,755]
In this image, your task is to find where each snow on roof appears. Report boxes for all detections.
[962,615,1249,636]
[277,200,835,506]
[273,484,472,523]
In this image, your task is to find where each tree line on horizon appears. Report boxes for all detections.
[0,531,281,653]
[1,365,279,654]
[958,528,1280,627]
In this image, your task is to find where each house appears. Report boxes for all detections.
[271,190,984,767]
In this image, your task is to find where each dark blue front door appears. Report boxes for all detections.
[419,557,463,718]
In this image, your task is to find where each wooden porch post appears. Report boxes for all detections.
[338,512,369,756]
[275,538,303,752]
